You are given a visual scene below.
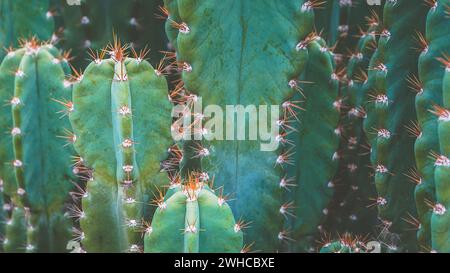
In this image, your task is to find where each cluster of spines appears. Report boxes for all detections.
[431,0,450,251]
[144,175,243,253]
[407,0,450,251]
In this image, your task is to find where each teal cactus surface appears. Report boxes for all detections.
[68,39,173,252]
[144,178,243,253]
[0,39,74,252]
[362,0,428,251]
[164,0,340,252]
[413,0,450,251]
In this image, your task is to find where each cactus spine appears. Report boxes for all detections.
[411,0,450,251]
[144,177,243,253]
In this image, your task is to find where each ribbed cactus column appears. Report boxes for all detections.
[69,39,173,252]
[144,178,243,252]
[362,0,428,251]
[285,37,340,252]
[164,0,340,252]
[0,39,74,252]
[413,0,450,251]
[432,49,450,252]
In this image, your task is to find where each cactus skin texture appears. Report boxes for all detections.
[413,0,450,251]
[0,39,74,252]
[362,0,428,251]
[144,178,243,253]
[69,40,172,252]
[0,0,55,61]
[164,0,340,252]
[285,37,340,252]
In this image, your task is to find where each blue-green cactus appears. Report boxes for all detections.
[68,39,173,252]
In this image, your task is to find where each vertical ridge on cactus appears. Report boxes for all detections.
[362,0,428,251]
[413,0,450,251]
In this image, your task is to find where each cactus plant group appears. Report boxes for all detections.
[0,0,449,253]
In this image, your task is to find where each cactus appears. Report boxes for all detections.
[411,0,450,251]
[0,38,74,252]
[362,0,428,251]
[164,0,340,252]
[68,38,173,252]
[319,233,368,253]
[432,56,449,252]
[432,43,450,251]
[0,0,56,61]
[144,177,243,253]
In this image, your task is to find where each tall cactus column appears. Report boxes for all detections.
[362,0,428,251]
[0,39,74,252]
[164,0,340,252]
[413,0,450,251]
[69,39,173,252]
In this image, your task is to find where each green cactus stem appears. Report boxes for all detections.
[0,38,74,252]
[362,0,428,251]
[144,177,243,253]
[69,38,173,252]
